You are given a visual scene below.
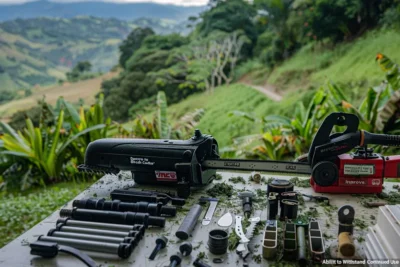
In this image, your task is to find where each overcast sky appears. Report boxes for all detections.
[0,0,208,6]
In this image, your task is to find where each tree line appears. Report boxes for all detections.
[101,0,400,122]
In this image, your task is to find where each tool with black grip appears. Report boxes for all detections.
[30,241,97,267]
[37,235,133,259]
[47,229,139,247]
[79,113,400,195]
[73,198,176,216]
[60,208,165,228]
[111,189,185,206]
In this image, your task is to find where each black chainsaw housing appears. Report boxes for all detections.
[80,130,219,189]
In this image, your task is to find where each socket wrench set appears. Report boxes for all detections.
[29,191,180,266]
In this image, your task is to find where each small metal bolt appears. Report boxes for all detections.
[169,254,182,267]
[148,236,168,260]
[179,242,192,257]
[193,258,211,267]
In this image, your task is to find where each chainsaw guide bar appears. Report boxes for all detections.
[202,159,311,175]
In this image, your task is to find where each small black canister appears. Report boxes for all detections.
[208,229,228,255]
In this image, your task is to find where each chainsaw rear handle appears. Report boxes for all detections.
[363,131,400,147]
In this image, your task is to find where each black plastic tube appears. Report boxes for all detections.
[175,204,202,240]
[60,208,165,228]
[73,198,176,217]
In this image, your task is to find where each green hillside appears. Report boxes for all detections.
[266,29,400,97]
[138,84,302,148]
[0,16,189,94]
[0,17,133,92]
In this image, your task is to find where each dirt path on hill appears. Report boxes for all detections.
[240,82,283,101]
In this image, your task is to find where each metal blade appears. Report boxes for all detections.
[202,200,218,225]
[245,217,260,240]
[202,159,311,175]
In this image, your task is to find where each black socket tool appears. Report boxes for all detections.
[238,191,254,218]
[280,199,299,220]
[179,242,192,257]
[280,191,298,209]
[169,254,182,267]
[149,236,168,260]
[59,208,165,228]
[268,192,279,220]
[267,179,294,195]
[111,189,186,206]
[193,258,211,267]
[73,198,177,216]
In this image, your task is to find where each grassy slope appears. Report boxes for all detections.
[267,29,400,93]
[0,72,118,119]
[164,83,303,147]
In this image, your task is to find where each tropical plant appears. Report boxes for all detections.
[123,91,205,140]
[0,110,104,183]
[0,95,113,189]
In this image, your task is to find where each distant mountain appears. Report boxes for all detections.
[0,0,206,22]
[0,16,194,92]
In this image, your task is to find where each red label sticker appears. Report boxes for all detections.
[155,171,177,182]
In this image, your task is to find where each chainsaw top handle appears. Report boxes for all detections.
[308,113,359,165]
[308,112,400,166]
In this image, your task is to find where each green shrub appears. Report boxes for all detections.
[0,181,93,248]
[0,95,113,190]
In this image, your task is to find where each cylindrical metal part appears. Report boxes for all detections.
[267,179,294,195]
[297,226,307,267]
[208,229,228,255]
[280,191,298,209]
[242,197,252,218]
[56,224,140,239]
[73,198,177,217]
[56,218,145,236]
[280,199,299,220]
[60,208,165,228]
[176,204,202,240]
[38,235,132,259]
[268,192,279,220]
[338,232,355,257]
[48,229,137,246]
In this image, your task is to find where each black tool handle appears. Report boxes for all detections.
[60,208,165,228]
[30,241,97,267]
[364,131,400,147]
[175,204,202,240]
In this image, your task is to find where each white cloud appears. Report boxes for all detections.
[0,0,208,6]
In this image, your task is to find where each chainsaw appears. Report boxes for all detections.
[78,112,400,197]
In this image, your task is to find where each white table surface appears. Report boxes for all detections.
[0,171,396,267]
